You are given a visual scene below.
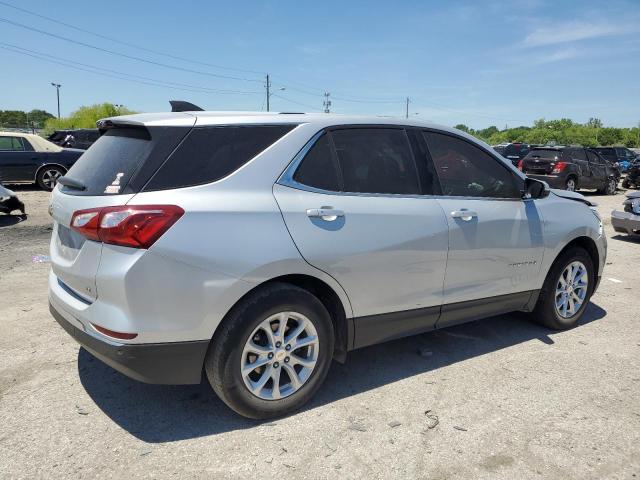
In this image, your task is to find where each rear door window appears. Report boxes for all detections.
[0,137,24,151]
[145,125,295,191]
[330,128,420,195]
[293,133,341,192]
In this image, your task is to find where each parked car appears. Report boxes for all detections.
[518,146,618,194]
[621,159,640,189]
[48,112,606,419]
[0,132,84,190]
[48,129,100,150]
[492,142,530,166]
[0,183,25,215]
[611,191,640,235]
[591,147,637,173]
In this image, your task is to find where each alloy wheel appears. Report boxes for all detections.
[240,311,319,400]
[42,169,62,189]
[554,261,588,319]
[565,178,576,192]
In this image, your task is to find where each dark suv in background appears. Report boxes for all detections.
[519,146,618,194]
[591,147,636,173]
[48,129,100,150]
[493,142,530,166]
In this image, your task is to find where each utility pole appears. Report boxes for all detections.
[51,83,61,119]
[405,97,410,119]
[265,74,271,112]
[323,92,331,113]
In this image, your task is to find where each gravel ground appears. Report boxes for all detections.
[0,185,639,480]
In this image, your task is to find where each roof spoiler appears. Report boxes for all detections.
[170,100,204,112]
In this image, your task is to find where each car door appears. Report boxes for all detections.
[586,150,606,186]
[274,127,449,347]
[0,136,41,182]
[420,130,545,327]
[570,148,597,188]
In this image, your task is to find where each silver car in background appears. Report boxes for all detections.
[48,112,606,418]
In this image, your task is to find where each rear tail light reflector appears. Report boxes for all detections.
[91,323,138,340]
[551,162,568,174]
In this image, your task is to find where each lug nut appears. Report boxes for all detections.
[275,341,282,348]
[268,352,274,359]
[284,357,290,363]
[285,345,291,351]
[274,362,280,368]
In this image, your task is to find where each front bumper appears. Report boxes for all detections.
[611,210,640,235]
[50,302,209,384]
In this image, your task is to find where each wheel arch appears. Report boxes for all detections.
[213,274,353,363]
[33,163,67,183]
[553,236,600,281]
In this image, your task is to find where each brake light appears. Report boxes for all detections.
[551,161,568,174]
[517,160,524,171]
[70,205,184,249]
[91,323,138,340]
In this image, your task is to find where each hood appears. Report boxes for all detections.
[550,189,598,207]
[626,191,640,200]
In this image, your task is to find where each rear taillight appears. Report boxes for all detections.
[517,160,524,171]
[70,205,184,249]
[551,161,567,174]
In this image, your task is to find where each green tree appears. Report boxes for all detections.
[44,103,136,131]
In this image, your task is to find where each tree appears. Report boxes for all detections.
[44,103,136,131]
[586,117,603,129]
[454,124,470,133]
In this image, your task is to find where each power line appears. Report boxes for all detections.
[0,45,262,96]
[0,16,264,84]
[270,93,319,111]
[0,0,265,76]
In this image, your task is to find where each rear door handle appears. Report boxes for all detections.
[450,209,477,221]
[306,207,344,221]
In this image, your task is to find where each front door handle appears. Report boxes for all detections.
[450,209,477,221]
[306,207,344,221]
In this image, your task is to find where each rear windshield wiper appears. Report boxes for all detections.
[57,176,86,191]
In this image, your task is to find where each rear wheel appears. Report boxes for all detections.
[530,247,594,330]
[621,178,630,189]
[36,165,65,191]
[565,176,577,192]
[205,283,334,419]
[599,177,617,195]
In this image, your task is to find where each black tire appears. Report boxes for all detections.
[205,282,335,419]
[565,176,577,192]
[621,179,630,189]
[36,165,65,191]
[598,177,617,195]
[530,247,595,330]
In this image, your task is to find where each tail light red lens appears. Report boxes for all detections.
[517,160,524,171]
[91,323,138,340]
[551,161,567,174]
[71,205,184,249]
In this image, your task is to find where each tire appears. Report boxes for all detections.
[622,179,630,189]
[205,282,335,419]
[36,165,65,191]
[565,176,577,192]
[598,177,617,195]
[530,247,595,330]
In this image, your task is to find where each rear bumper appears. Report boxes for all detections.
[611,210,640,235]
[50,301,209,384]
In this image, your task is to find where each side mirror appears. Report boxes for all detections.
[523,177,550,199]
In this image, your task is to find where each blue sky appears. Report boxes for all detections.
[0,0,639,128]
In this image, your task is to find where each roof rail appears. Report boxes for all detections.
[170,100,204,112]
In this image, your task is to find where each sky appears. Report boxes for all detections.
[0,0,639,129]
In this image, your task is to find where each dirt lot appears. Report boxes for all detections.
[0,185,639,479]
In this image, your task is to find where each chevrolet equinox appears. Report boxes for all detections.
[48,111,607,418]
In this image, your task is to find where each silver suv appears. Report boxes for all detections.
[48,112,606,418]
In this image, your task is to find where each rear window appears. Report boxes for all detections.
[144,125,295,191]
[526,149,562,159]
[62,126,191,196]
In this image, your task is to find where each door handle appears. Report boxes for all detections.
[306,207,344,221]
[450,209,477,221]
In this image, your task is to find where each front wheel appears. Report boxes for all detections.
[205,283,335,419]
[530,247,594,330]
[599,177,617,195]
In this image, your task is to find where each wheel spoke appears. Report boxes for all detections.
[282,364,302,390]
[242,355,270,376]
[290,354,315,369]
[245,341,271,355]
[251,364,273,393]
[284,318,308,345]
[292,335,318,351]
[270,369,282,399]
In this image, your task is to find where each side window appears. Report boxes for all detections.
[293,134,340,191]
[423,131,520,198]
[587,151,603,165]
[331,128,420,195]
[0,137,24,151]
[572,149,587,161]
